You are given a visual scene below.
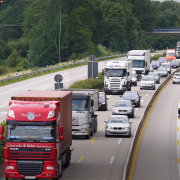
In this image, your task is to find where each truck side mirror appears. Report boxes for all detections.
[127,72,129,76]
[0,135,3,141]
[0,126,4,135]
[102,70,104,75]
[178,108,180,115]
[91,100,94,106]
[58,126,63,136]
[146,62,147,67]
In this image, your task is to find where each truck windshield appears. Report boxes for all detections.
[7,125,55,143]
[72,99,89,111]
[131,60,145,68]
[167,52,175,56]
[105,69,126,77]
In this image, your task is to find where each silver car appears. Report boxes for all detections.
[156,67,168,77]
[112,100,134,118]
[105,115,132,137]
[148,72,160,84]
[161,63,171,74]
[140,76,156,90]
[171,60,180,68]
[172,73,180,84]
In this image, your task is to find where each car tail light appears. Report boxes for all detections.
[174,77,176,78]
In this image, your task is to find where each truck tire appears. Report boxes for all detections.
[90,122,94,136]
[63,147,71,168]
[94,117,97,133]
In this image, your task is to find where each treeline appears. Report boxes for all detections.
[0,0,180,75]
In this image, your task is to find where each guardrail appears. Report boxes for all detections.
[154,28,180,32]
[0,54,126,83]
[122,68,179,180]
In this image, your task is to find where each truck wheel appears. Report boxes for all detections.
[63,147,71,168]
[90,122,94,136]
[94,117,97,133]
[85,135,90,139]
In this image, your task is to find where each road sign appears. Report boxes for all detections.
[90,55,96,61]
[54,74,63,82]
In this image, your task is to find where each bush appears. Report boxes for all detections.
[69,72,104,90]
[0,120,6,162]
[151,52,166,62]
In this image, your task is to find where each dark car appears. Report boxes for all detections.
[120,91,142,107]
[158,57,168,65]
[98,92,108,111]
[151,60,160,69]
[148,72,160,84]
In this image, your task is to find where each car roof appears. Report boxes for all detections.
[110,115,128,118]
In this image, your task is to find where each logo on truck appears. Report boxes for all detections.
[22,112,41,120]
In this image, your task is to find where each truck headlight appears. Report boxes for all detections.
[46,166,55,170]
[8,110,15,118]
[6,166,14,169]
[47,110,55,118]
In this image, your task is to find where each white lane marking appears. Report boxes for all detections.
[0,69,87,95]
[109,156,115,164]
[0,103,8,108]
[141,100,144,103]
[107,95,111,99]
[118,138,122,144]
[146,94,148,96]
[0,112,7,116]
[136,108,139,111]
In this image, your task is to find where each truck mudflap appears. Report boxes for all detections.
[5,160,57,179]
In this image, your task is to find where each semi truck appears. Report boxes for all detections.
[176,42,180,59]
[102,61,132,95]
[0,90,73,180]
[127,50,150,80]
[67,89,99,139]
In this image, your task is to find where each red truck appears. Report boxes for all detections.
[0,90,73,180]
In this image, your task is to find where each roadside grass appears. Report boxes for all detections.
[150,52,166,61]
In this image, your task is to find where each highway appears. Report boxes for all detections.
[0,51,173,180]
[129,74,180,180]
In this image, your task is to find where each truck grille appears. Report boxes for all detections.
[17,160,43,176]
[10,148,51,159]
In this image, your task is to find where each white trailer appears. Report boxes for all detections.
[127,50,150,80]
[102,61,132,95]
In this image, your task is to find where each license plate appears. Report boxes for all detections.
[25,176,36,179]
[113,91,118,92]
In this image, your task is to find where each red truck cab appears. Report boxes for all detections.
[0,90,72,180]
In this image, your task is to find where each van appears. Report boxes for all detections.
[166,49,176,61]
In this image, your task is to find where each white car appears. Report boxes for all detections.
[172,72,180,84]
[140,76,155,90]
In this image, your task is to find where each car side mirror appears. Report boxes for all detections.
[139,96,142,98]
[105,120,107,123]
[133,105,135,107]
[130,121,133,124]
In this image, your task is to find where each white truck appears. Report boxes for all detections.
[69,89,99,139]
[176,41,180,59]
[102,61,132,95]
[127,50,150,80]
